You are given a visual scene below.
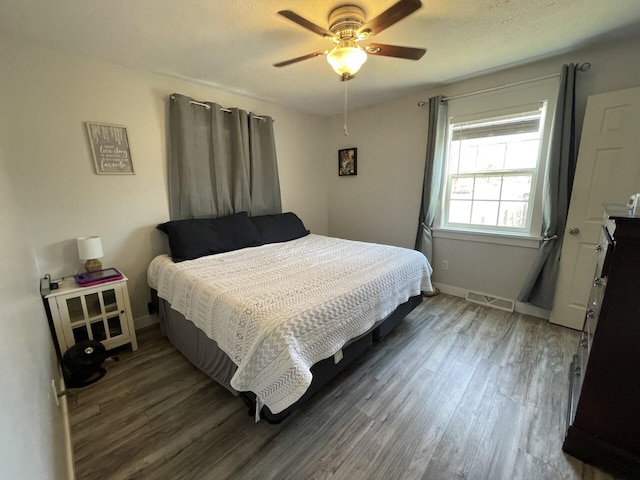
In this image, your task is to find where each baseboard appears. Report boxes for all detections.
[59,371,75,480]
[134,313,159,330]
[432,282,467,299]
[514,301,550,319]
[432,282,550,320]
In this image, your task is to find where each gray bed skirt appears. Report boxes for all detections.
[158,298,239,395]
[153,291,422,422]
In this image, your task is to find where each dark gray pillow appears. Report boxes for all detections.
[156,212,263,262]
[249,212,310,244]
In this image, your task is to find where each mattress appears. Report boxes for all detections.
[148,234,432,414]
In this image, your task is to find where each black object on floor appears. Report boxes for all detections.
[63,340,107,388]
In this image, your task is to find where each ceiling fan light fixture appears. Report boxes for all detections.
[326,40,367,77]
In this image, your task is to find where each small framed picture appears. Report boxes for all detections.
[338,148,357,176]
[85,122,135,174]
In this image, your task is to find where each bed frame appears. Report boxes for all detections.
[149,288,422,423]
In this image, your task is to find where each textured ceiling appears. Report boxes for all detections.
[2,0,640,116]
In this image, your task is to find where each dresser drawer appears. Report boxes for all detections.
[566,354,582,429]
[596,225,614,279]
[585,278,606,351]
[578,330,588,381]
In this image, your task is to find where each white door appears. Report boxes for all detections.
[550,86,640,330]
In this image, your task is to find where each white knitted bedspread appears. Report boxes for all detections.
[148,234,432,414]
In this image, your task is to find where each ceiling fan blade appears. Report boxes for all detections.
[366,43,426,60]
[278,10,333,38]
[273,51,327,68]
[358,0,422,36]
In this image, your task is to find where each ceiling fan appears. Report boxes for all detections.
[274,0,426,81]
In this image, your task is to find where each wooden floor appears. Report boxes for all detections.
[69,294,617,480]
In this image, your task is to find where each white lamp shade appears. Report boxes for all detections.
[77,236,103,260]
[326,40,367,77]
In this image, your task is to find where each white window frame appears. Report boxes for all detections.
[434,78,559,247]
[443,107,545,234]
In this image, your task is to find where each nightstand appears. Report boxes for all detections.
[44,273,138,355]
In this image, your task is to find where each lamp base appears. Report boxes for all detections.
[84,259,103,272]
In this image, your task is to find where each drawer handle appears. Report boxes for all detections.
[595,244,603,253]
[593,278,604,287]
[586,308,595,319]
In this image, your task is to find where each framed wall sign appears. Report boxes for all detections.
[85,122,135,174]
[338,148,357,176]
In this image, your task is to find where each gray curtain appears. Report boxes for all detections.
[518,64,579,309]
[414,95,448,264]
[169,93,281,220]
[248,114,282,216]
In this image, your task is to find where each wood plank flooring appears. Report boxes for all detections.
[68,294,618,479]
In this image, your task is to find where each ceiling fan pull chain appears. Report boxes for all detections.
[343,78,349,136]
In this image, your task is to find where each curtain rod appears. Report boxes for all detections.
[189,100,268,121]
[417,62,591,106]
[169,95,268,121]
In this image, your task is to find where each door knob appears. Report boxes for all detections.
[569,227,580,235]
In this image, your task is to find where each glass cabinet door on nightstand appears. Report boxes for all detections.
[57,285,130,351]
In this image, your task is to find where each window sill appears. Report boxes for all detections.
[432,228,542,249]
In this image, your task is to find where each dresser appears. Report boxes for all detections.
[563,204,640,478]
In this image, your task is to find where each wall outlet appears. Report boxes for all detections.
[442,260,449,271]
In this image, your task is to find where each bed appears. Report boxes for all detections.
[148,212,433,422]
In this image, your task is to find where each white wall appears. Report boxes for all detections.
[0,148,72,477]
[0,37,330,325]
[327,32,640,307]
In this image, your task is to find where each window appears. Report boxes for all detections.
[437,79,558,240]
[444,108,544,233]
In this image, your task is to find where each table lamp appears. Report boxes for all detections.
[77,236,103,272]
